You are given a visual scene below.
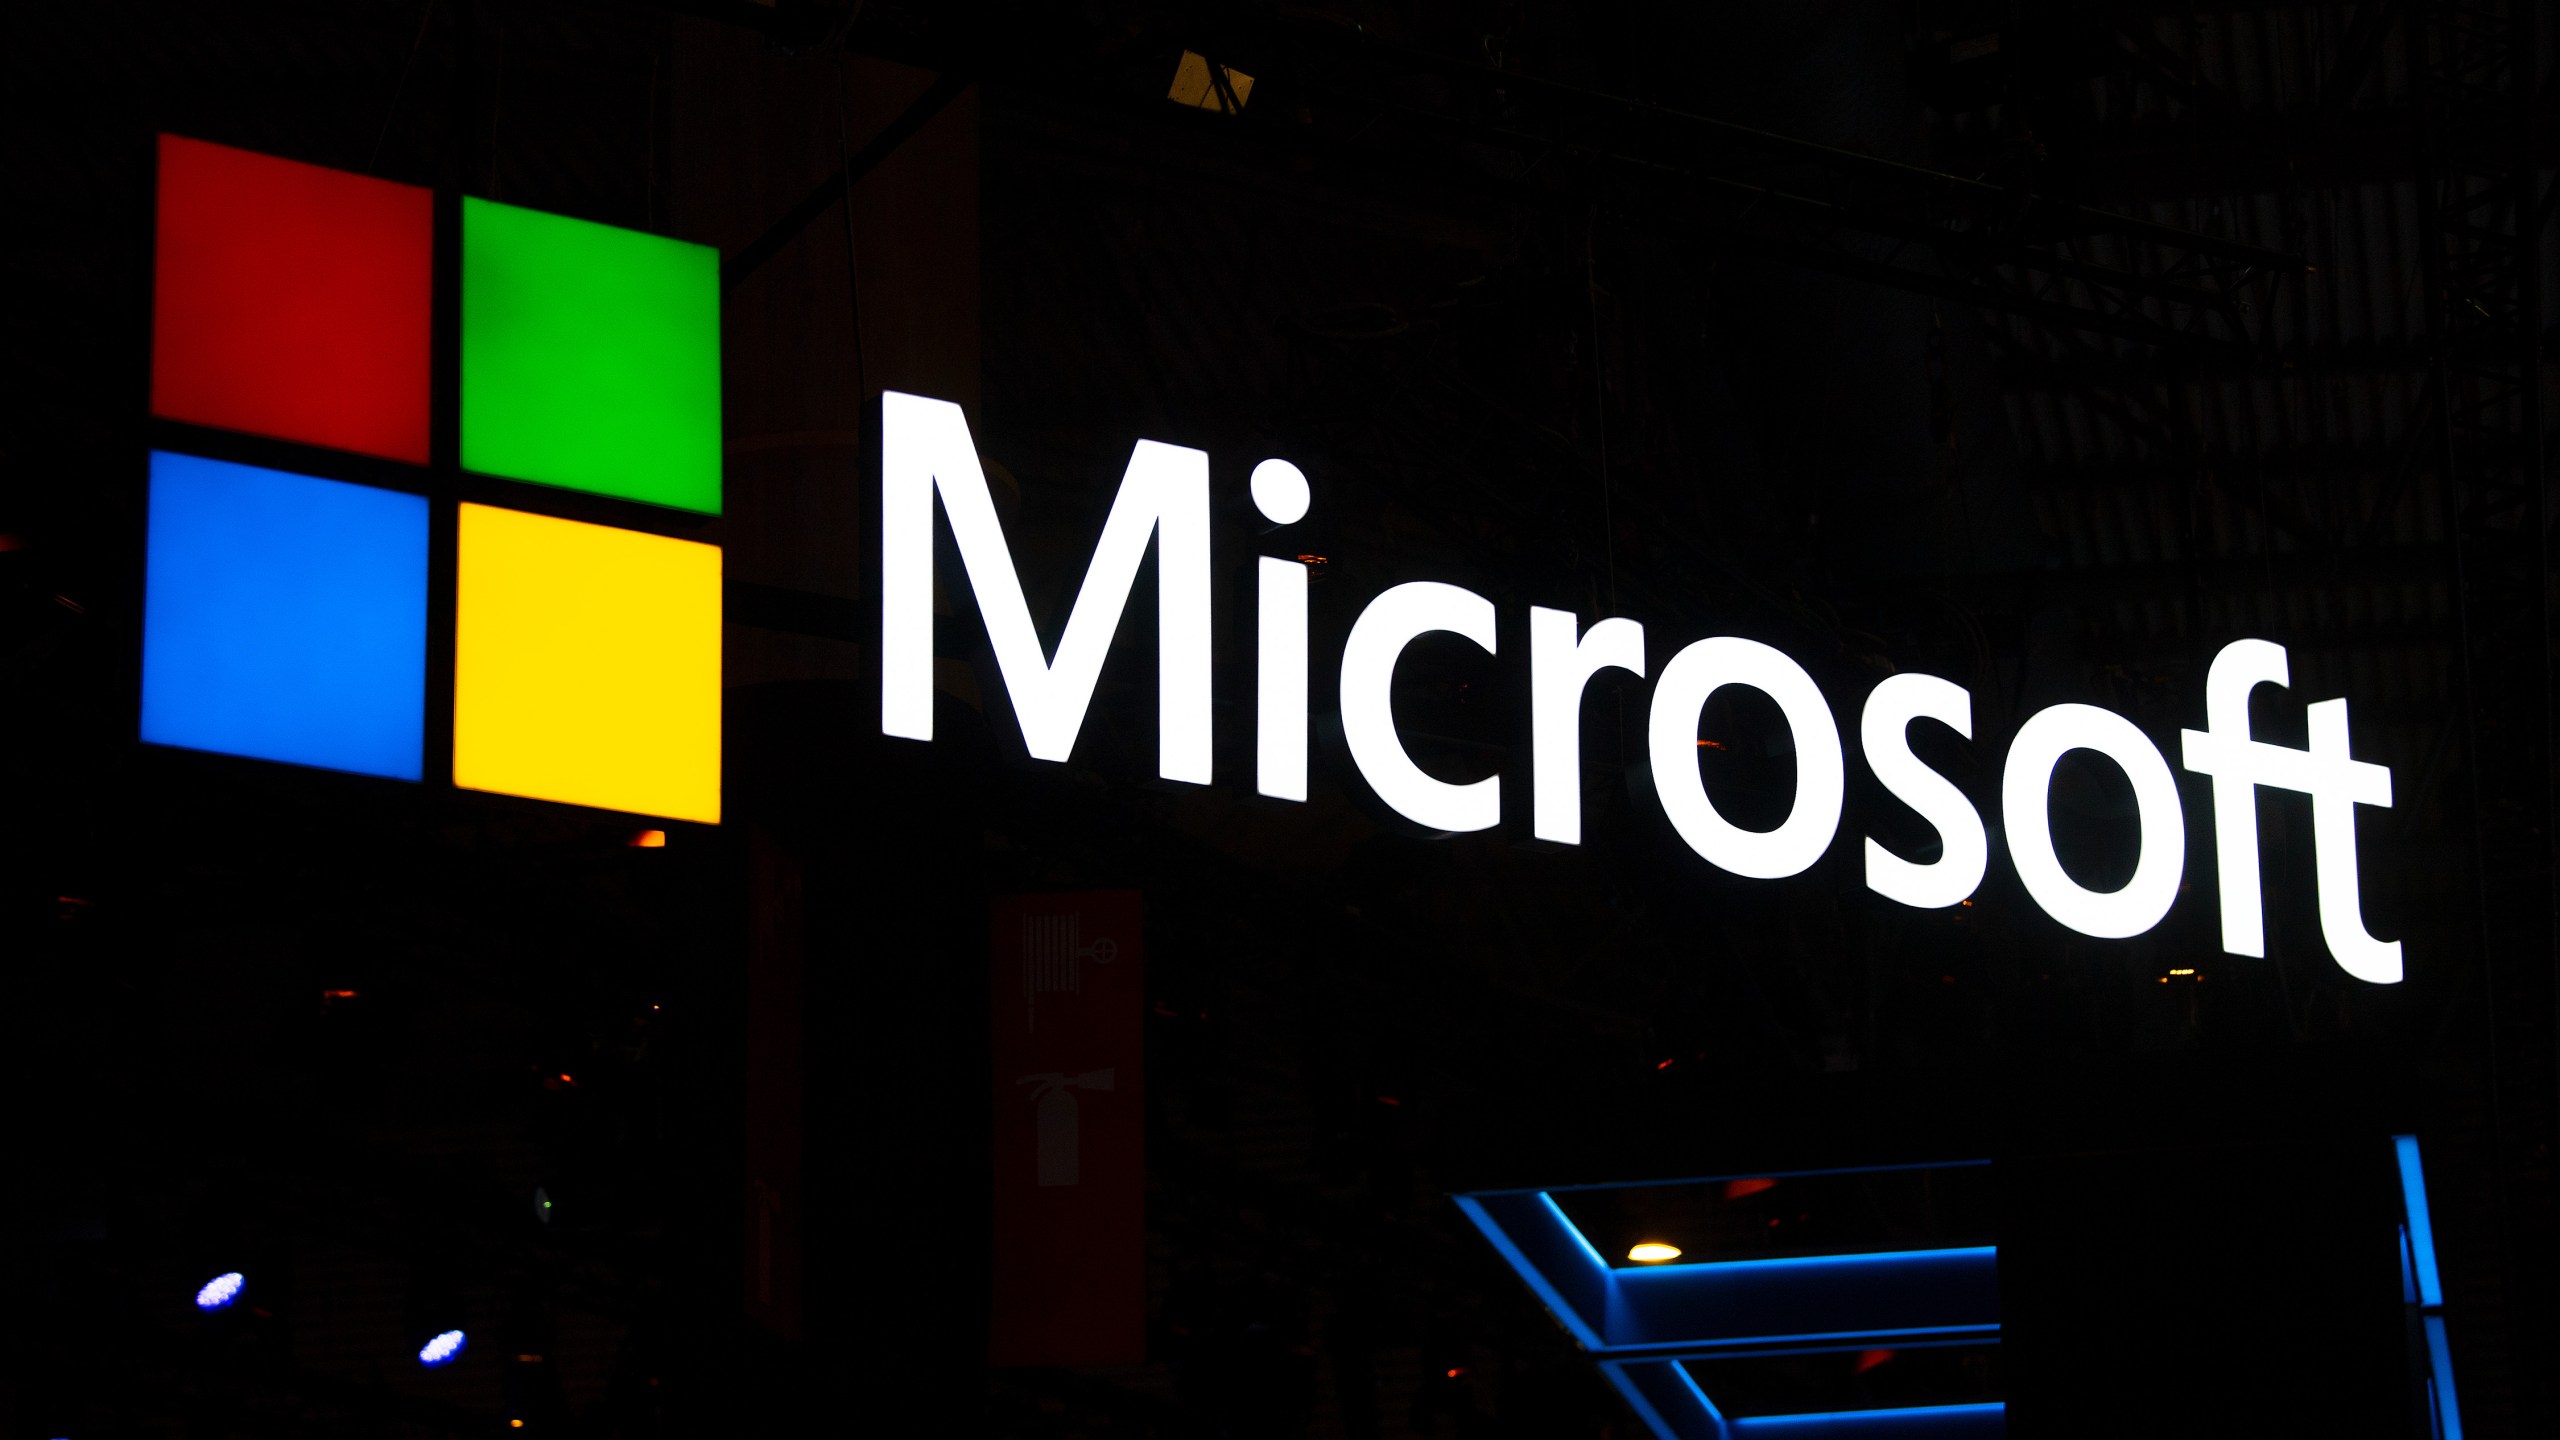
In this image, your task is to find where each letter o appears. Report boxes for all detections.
[2001,703,2185,939]
[1646,637,1844,879]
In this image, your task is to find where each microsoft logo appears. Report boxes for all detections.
[141,135,722,824]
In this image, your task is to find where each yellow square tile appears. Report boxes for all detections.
[454,503,721,822]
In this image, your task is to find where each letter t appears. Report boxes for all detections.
[2180,639,2401,983]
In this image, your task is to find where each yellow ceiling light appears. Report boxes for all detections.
[1168,52,1254,113]
[1627,1242,1683,1264]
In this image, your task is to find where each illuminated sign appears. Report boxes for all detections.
[141,136,721,823]
[460,197,724,514]
[452,505,722,823]
[141,453,428,780]
[133,138,2404,968]
[881,392,2403,983]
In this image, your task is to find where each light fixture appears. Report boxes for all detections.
[418,1329,467,1367]
[1167,52,1255,113]
[1627,1242,1683,1263]
[195,1272,245,1311]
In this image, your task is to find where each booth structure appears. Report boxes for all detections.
[1458,1163,2004,1440]
[1465,1138,2466,1440]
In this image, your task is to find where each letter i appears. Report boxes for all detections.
[1252,459,1311,801]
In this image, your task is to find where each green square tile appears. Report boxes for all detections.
[462,198,722,514]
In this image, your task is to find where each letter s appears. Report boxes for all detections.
[1861,673,1987,909]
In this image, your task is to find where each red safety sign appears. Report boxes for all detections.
[989,890,1144,1366]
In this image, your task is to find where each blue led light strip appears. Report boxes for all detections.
[1453,1194,1607,1351]
[2394,1135,2444,1307]
[1458,1165,2004,1440]
[1727,1402,2006,1437]
[1610,1245,2002,1278]
[2393,1135,2461,1440]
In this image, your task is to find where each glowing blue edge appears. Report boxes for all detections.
[2423,1317,2462,1440]
[1459,1189,1999,1359]
[1727,1402,2006,1430]
[1668,1337,1995,1364]
[1613,1246,1999,1278]
[1452,1194,1606,1351]
[1604,1325,2001,1360]
[1459,1165,2003,1440]
[1675,1363,1728,1422]
[1541,1191,1622,1273]
[2393,1135,2443,1307]
[1669,1332,1986,1352]
[1601,1363,1697,1440]
[2394,1135,2460,1440]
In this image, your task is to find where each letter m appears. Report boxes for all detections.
[880,391,1212,783]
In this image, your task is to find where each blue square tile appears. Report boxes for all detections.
[142,452,427,780]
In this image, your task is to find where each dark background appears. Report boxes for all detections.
[4,1,2552,1436]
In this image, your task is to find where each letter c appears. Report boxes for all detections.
[1339,582,1499,833]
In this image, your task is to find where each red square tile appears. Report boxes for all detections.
[152,135,432,463]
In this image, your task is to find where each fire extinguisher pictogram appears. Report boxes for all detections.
[1017,1068,1116,1186]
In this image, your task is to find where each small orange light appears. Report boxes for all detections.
[631,829,666,848]
[1446,1367,1465,1379]
[1695,739,1725,749]
[1656,1058,1675,1070]
[1723,1177,1778,1200]
[323,988,358,1000]
[510,1423,524,1431]
[1628,1242,1683,1263]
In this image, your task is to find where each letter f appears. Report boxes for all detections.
[2180,639,2402,984]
